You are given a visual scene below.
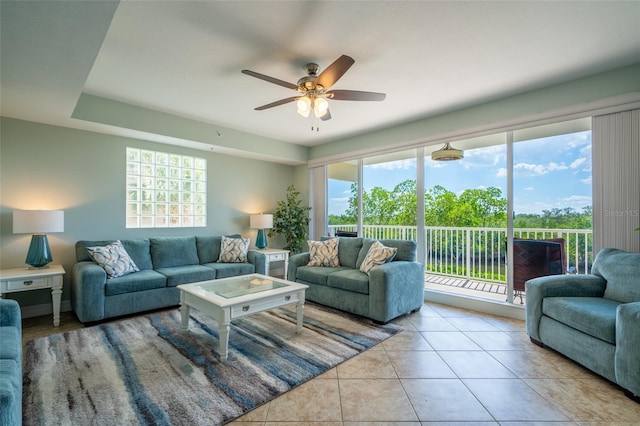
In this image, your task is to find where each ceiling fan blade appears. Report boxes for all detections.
[327,90,386,101]
[314,55,355,90]
[241,70,298,90]
[254,96,299,110]
[320,109,332,121]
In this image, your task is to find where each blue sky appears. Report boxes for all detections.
[329,130,592,216]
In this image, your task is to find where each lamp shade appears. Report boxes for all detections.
[13,210,64,234]
[250,214,273,230]
[13,210,64,268]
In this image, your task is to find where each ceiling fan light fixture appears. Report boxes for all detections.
[296,97,311,118]
[431,142,464,161]
[313,97,329,118]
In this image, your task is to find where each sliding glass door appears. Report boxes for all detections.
[423,136,508,301]
[321,118,593,305]
[328,161,358,236]
[362,150,417,240]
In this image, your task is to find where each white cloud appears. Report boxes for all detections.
[565,131,590,148]
[524,186,535,191]
[581,176,592,185]
[513,161,568,176]
[570,157,587,169]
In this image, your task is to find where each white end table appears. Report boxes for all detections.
[0,264,65,326]
[252,248,290,279]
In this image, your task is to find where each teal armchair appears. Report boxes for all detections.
[526,248,640,400]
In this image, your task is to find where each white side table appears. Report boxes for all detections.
[0,264,65,326]
[253,249,290,279]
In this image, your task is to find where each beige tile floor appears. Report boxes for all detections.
[23,302,640,425]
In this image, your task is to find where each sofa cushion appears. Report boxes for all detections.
[307,239,340,267]
[218,236,250,263]
[296,266,350,286]
[77,239,153,270]
[150,237,199,268]
[360,241,397,273]
[86,240,140,279]
[104,270,168,296]
[204,262,254,279]
[336,237,363,269]
[356,238,416,268]
[542,296,620,344]
[379,239,417,262]
[327,269,370,295]
[196,234,243,263]
[592,248,640,303]
[0,327,20,361]
[196,236,223,263]
[155,265,216,287]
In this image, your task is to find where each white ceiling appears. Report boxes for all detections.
[2,1,639,159]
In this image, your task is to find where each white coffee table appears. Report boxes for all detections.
[177,273,308,362]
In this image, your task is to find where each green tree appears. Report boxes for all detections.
[392,180,418,225]
[457,187,508,227]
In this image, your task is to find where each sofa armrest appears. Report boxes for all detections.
[247,251,266,275]
[368,261,424,323]
[0,299,21,333]
[616,301,640,397]
[71,261,108,323]
[525,274,607,340]
[287,252,310,282]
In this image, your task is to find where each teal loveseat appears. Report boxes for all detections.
[71,235,265,323]
[526,248,640,400]
[287,237,424,323]
[0,299,22,426]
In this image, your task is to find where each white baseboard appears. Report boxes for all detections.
[21,300,73,319]
[424,289,526,321]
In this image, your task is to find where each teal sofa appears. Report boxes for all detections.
[287,237,424,323]
[526,247,640,400]
[0,299,22,426]
[71,235,265,323]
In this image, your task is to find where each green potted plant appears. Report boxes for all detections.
[268,185,311,254]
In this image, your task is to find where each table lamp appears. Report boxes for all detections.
[250,214,273,249]
[13,210,64,268]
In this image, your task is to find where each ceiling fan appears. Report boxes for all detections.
[242,55,385,126]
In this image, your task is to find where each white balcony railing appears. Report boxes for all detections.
[329,225,593,285]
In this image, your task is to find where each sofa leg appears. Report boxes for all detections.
[529,337,545,348]
[410,307,421,314]
[624,390,640,404]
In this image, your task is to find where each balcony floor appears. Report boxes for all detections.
[425,273,526,304]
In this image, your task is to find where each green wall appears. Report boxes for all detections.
[0,117,296,308]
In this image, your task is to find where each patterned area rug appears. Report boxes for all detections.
[23,304,402,425]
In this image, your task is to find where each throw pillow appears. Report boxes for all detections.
[86,240,140,279]
[217,236,250,263]
[359,241,397,274]
[307,238,340,267]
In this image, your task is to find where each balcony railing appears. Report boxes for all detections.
[329,224,593,285]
